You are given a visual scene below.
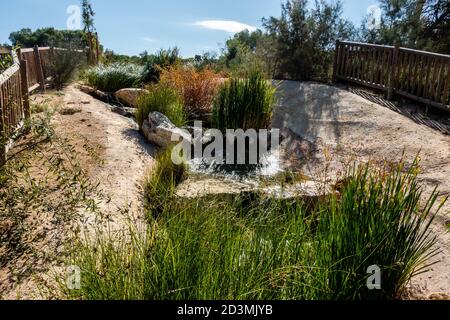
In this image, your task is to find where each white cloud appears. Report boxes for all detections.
[194,20,257,33]
[142,37,155,42]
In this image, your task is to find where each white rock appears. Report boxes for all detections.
[142,112,192,148]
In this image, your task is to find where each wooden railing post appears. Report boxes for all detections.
[333,40,340,83]
[33,45,45,92]
[387,45,399,101]
[19,59,31,119]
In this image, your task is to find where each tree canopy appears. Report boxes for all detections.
[9,28,88,48]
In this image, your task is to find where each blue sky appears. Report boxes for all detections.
[1,0,376,57]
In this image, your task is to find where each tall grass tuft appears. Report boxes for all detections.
[63,159,444,300]
[84,63,144,92]
[136,84,187,128]
[212,69,275,131]
[143,146,187,216]
[314,160,443,299]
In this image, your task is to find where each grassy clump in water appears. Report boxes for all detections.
[63,156,444,300]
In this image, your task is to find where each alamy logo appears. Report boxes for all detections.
[66,265,81,290]
[367,265,381,290]
[66,5,82,30]
[170,121,280,166]
[366,5,381,31]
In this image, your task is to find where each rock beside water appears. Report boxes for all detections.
[142,112,192,148]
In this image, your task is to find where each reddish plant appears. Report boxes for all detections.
[159,66,224,118]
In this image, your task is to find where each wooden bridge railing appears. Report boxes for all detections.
[333,41,450,111]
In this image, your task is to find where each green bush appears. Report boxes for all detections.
[141,47,180,83]
[48,47,87,90]
[136,84,186,128]
[84,63,144,92]
[212,69,275,131]
[63,159,443,300]
[0,53,13,73]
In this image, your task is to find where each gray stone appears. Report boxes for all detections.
[142,112,192,148]
[110,106,136,118]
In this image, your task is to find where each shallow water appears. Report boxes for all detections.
[187,148,283,180]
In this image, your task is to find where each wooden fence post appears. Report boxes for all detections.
[332,40,340,83]
[387,45,399,101]
[33,45,46,92]
[19,59,31,119]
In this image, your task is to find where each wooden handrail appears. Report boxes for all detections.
[334,41,450,110]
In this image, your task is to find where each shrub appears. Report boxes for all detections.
[0,53,13,73]
[141,47,180,83]
[136,84,186,128]
[48,47,87,90]
[63,159,443,300]
[84,63,144,92]
[159,66,222,119]
[212,69,275,131]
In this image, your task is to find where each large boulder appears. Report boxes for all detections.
[115,88,149,108]
[142,112,192,148]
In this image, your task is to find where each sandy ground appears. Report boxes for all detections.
[0,86,155,299]
[58,86,156,230]
[272,81,450,299]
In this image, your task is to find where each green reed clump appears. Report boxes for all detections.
[84,63,144,92]
[64,159,443,300]
[212,69,276,131]
[143,146,187,216]
[136,84,187,128]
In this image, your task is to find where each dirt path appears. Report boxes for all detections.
[273,81,450,299]
[0,86,155,299]
[58,86,156,229]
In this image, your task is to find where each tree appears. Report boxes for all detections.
[359,0,449,53]
[9,28,87,48]
[221,29,278,77]
[81,0,97,63]
[263,0,355,81]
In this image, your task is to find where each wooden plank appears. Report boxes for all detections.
[423,55,432,98]
[343,44,349,77]
[429,57,440,101]
[33,45,46,92]
[337,75,386,91]
[400,47,450,59]
[388,46,399,100]
[20,59,30,119]
[418,55,428,97]
[442,62,450,105]
[332,40,340,82]
[340,41,394,50]
[370,46,375,84]
[435,59,445,103]
[396,89,450,111]
[340,44,347,76]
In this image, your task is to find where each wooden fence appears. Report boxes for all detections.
[0,49,29,162]
[333,41,450,111]
[1,46,86,162]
